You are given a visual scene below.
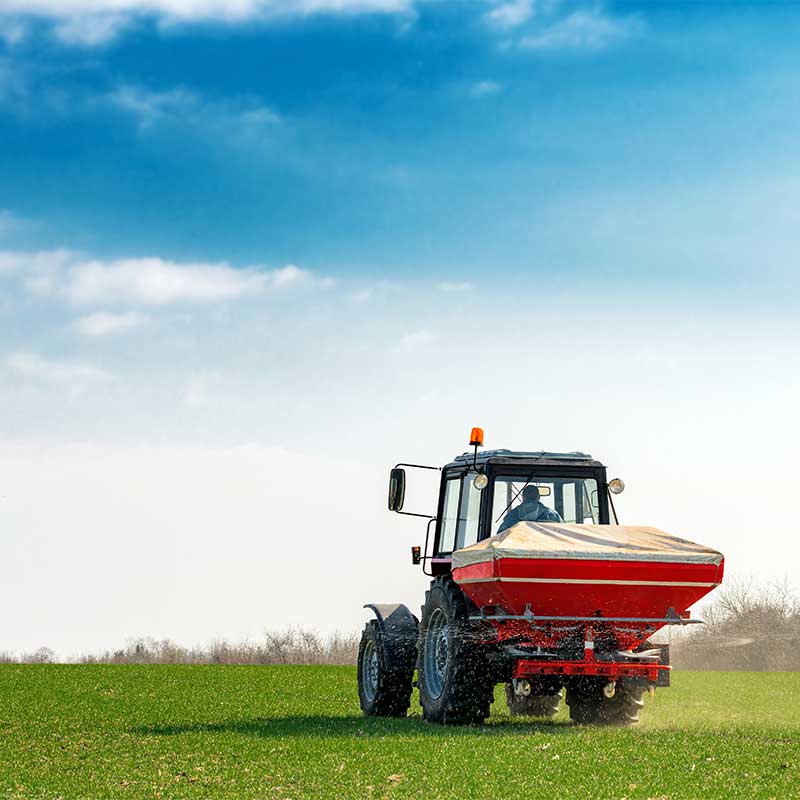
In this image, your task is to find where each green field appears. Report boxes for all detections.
[0,666,798,799]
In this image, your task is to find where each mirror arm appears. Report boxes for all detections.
[390,463,441,515]
[606,487,619,524]
[394,511,437,519]
[422,517,437,576]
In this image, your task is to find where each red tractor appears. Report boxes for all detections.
[358,429,724,725]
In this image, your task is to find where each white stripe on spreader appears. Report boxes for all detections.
[455,577,719,587]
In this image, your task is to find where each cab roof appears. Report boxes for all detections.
[447,449,605,469]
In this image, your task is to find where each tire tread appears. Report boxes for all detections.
[417,576,494,725]
[357,620,413,718]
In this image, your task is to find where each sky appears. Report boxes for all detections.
[1,0,799,656]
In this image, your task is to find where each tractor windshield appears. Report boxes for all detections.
[491,475,600,537]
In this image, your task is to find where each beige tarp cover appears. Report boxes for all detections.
[452,522,724,569]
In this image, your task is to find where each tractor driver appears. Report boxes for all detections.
[498,485,562,533]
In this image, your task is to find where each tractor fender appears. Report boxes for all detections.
[364,603,418,672]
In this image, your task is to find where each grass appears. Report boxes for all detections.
[0,666,798,799]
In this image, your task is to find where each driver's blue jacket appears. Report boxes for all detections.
[498,500,562,534]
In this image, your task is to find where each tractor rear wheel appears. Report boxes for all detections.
[357,620,413,717]
[417,576,494,725]
[505,683,561,718]
[566,681,646,726]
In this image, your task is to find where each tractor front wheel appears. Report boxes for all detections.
[357,620,413,717]
[417,576,494,725]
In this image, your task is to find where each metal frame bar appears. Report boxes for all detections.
[513,659,667,681]
[471,604,703,626]
[421,517,437,576]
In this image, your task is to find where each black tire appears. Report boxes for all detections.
[505,683,561,718]
[417,576,495,725]
[566,680,646,726]
[357,620,413,717]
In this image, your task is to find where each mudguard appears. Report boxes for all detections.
[364,603,418,672]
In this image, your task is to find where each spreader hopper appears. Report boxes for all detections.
[453,522,724,650]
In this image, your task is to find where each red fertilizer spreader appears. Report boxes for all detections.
[452,522,724,685]
[359,430,725,726]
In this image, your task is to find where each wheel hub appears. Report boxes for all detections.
[424,608,449,699]
[361,638,379,703]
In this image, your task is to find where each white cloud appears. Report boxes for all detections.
[6,352,111,395]
[0,249,24,275]
[395,328,437,353]
[74,311,147,336]
[439,281,473,292]
[0,1,415,45]
[0,56,30,108]
[520,9,641,51]
[280,0,411,13]
[0,249,74,290]
[471,80,503,97]
[53,12,132,45]
[270,263,312,288]
[348,279,401,303]
[185,371,223,407]
[0,210,25,238]
[1,0,412,16]
[0,18,28,45]
[0,249,326,307]
[111,84,199,123]
[351,289,372,303]
[110,84,280,134]
[0,61,281,139]
[484,0,534,30]
[67,257,275,306]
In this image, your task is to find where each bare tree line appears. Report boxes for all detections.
[2,580,798,669]
[0,647,58,665]
[0,629,359,666]
[670,578,800,671]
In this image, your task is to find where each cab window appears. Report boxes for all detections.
[490,475,599,535]
[455,472,482,550]
[437,477,460,553]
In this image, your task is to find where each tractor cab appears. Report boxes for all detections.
[389,429,624,575]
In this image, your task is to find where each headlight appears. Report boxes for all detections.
[473,473,489,490]
[608,478,625,495]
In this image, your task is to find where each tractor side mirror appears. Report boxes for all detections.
[388,468,406,511]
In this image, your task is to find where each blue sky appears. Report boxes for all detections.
[2,0,800,286]
[1,1,800,654]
